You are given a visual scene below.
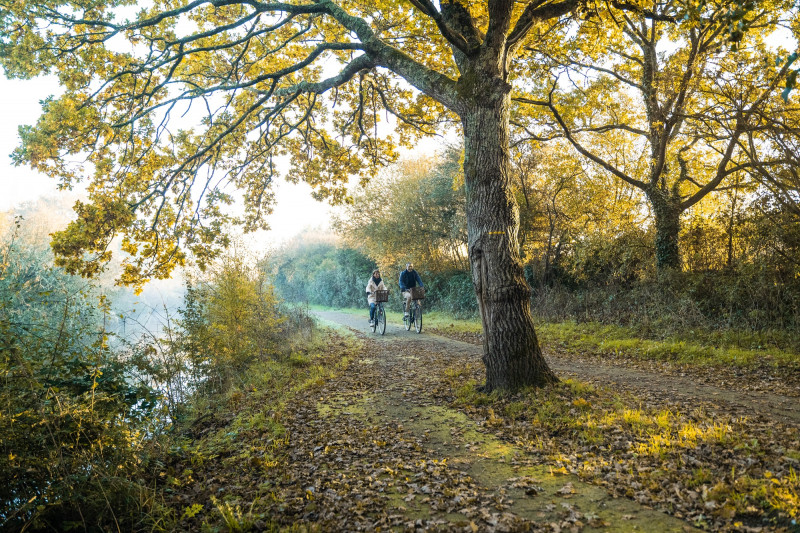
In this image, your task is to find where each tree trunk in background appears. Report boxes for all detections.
[461,89,557,391]
[726,177,741,267]
[649,191,682,272]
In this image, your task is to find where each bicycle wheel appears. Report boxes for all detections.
[404,302,412,331]
[414,302,423,333]
[377,305,386,335]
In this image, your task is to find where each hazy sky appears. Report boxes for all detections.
[0,76,61,210]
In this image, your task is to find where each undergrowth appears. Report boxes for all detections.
[157,329,360,531]
[537,321,800,368]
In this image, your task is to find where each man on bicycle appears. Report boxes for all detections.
[399,263,424,317]
[366,268,386,327]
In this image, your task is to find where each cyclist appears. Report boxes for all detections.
[366,268,387,327]
[398,262,424,317]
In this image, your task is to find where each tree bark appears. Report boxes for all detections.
[333,0,565,392]
[460,83,557,392]
[649,191,682,272]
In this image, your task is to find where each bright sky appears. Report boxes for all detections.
[0,75,341,246]
[0,76,62,209]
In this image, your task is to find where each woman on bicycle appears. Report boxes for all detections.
[366,268,386,327]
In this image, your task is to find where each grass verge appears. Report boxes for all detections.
[150,328,361,531]
[537,321,800,367]
[317,305,800,368]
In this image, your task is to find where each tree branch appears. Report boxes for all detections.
[508,0,578,50]
[680,61,794,209]
[515,93,647,190]
[319,0,459,109]
[405,0,476,56]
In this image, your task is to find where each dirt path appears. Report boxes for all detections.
[253,310,719,531]
[164,311,799,531]
[315,310,800,427]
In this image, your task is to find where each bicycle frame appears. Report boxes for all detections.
[403,297,423,333]
[371,301,386,335]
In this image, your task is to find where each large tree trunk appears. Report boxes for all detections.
[461,93,557,392]
[649,191,682,272]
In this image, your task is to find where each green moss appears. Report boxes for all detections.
[288,352,311,367]
[503,400,526,420]
[453,379,497,406]
[785,449,800,461]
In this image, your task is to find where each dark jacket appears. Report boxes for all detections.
[399,269,423,291]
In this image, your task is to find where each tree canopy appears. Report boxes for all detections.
[513,0,799,270]
[0,0,730,282]
[335,146,468,272]
[3,0,481,283]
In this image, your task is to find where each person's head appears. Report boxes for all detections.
[406,263,414,271]
[372,268,381,278]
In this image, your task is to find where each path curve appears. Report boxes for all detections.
[304,310,703,531]
[315,310,800,426]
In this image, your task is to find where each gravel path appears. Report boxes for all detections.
[315,310,800,427]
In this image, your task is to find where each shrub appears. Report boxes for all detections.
[0,218,161,530]
[176,254,285,393]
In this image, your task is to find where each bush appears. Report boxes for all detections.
[424,270,478,318]
[0,218,162,530]
[176,254,286,393]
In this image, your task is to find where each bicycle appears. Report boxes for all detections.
[370,289,388,335]
[402,286,424,333]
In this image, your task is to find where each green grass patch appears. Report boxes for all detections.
[411,310,482,332]
[319,305,800,367]
[537,320,800,367]
[317,305,478,332]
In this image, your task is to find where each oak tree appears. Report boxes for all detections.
[510,141,648,284]
[515,0,798,271]
[3,0,606,390]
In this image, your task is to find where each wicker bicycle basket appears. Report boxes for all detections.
[375,289,389,302]
[409,286,425,300]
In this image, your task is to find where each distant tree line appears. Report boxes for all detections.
[265,236,375,310]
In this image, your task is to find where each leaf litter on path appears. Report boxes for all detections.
[261,320,702,531]
[174,312,800,531]
[307,311,800,531]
